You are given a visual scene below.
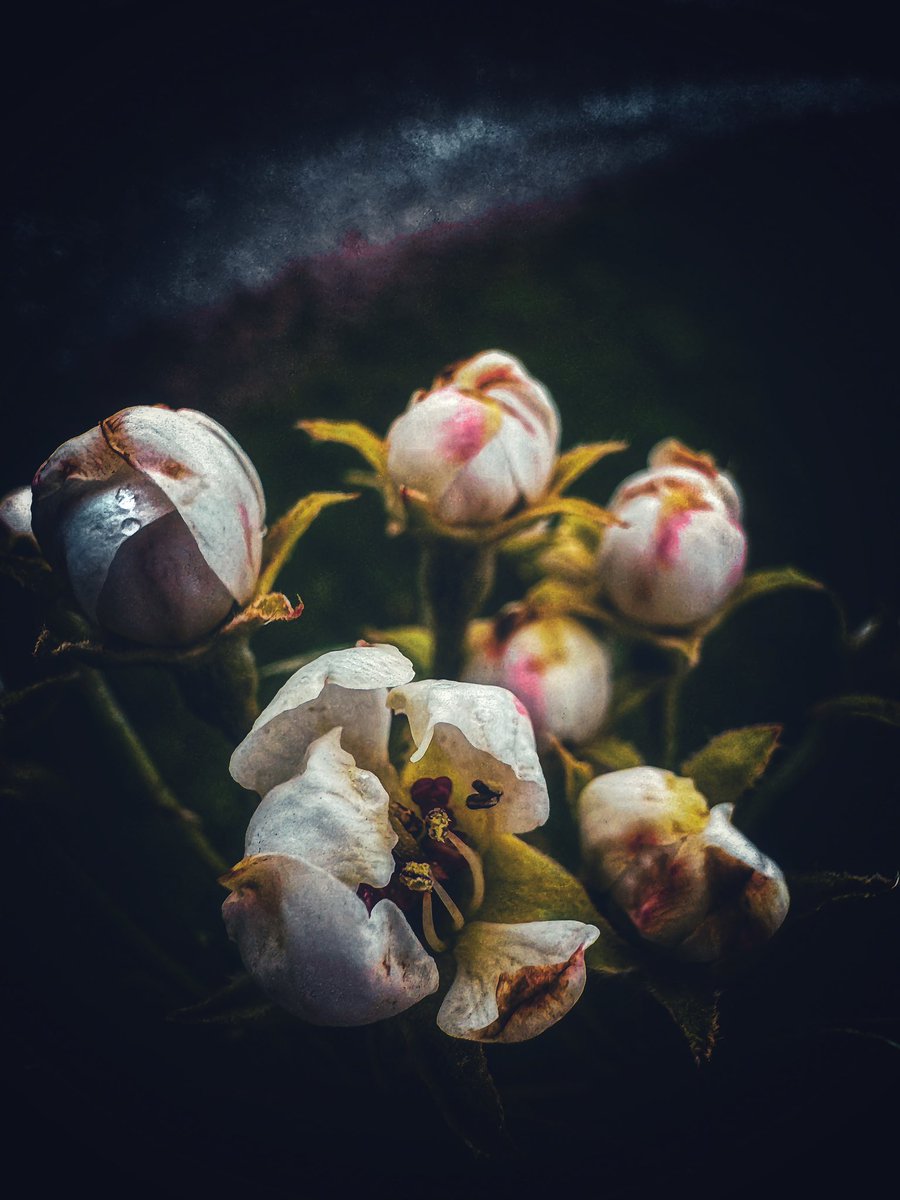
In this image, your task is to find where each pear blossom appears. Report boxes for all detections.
[577,765,789,962]
[462,612,612,747]
[597,439,746,628]
[31,405,265,646]
[385,349,560,526]
[223,643,599,1040]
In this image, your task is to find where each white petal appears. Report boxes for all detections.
[222,854,439,1026]
[230,644,416,797]
[437,919,598,1043]
[0,486,36,548]
[389,679,549,835]
[244,729,397,889]
[100,407,266,603]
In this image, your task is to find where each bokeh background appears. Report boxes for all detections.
[3,2,898,1195]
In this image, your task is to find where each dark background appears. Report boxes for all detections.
[2,2,898,1195]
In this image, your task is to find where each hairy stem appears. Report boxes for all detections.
[420,540,496,680]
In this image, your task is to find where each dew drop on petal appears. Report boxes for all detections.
[121,517,141,536]
[114,486,137,512]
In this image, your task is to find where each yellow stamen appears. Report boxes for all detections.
[399,861,434,892]
[432,879,465,931]
[421,891,448,954]
[446,831,485,912]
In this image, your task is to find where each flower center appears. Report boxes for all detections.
[358,775,488,955]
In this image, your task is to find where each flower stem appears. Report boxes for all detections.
[662,661,687,771]
[78,666,229,876]
[420,540,495,679]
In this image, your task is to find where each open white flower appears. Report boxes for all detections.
[31,405,265,646]
[577,766,789,962]
[223,643,599,1041]
[385,350,560,526]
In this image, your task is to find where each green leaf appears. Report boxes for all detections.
[170,974,277,1027]
[399,995,507,1158]
[257,490,358,595]
[643,973,722,1064]
[548,440,628,495]
[786,869,898,919]
[296,418,387,473]
[362,624,434,675]
[582,734,645,773]
[481,833,635,974]
[814,694,900,729]
[716,567,826,625]
[681,724,782,806]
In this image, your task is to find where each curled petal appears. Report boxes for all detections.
[244,729,397,889]
[389,679,549,835]
[100,407,266,604]
[221,853,439,1026]
[230,644,416,797]
[0,486,37,551]
[437,920,599,1043]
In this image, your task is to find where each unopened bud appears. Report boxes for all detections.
[463,613,612,747]
[597,439,746,628]
[386,350,560,526]
[577,765,788,962]
[31,406,265,646]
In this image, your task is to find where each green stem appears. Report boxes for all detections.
[420,540,496,680]
[78,667,229,876]
[662,662,687,771]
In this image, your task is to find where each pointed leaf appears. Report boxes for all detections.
[480,833,635,973]
[786,869,898,919]
[494,495,622,542]
[399,993,507,1158]
[297,418,387,473]
[362,625,434,675]
[170,974,277,1027]
[814,694,900,729]
[644,973,722,1064]
[719,566,825,615]
[681,724,782,806]
[548,440,628,496]
[257,491,358,595]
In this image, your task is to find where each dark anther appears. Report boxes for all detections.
[465,779,503,810]
[411,776,453,810]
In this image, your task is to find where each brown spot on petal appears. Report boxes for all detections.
[650,439,719,479]
[477,945,586,1041]
[100,414,194,479]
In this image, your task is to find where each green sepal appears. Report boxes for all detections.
[256,490,358,596]
[582,734,645,773]
[362,624,434,676]
[680,724,782,806]
[814,693,900,729]
[296,418,387,473]
[548,736,595,811]
[547,439,628,496]
[480,833,635,974]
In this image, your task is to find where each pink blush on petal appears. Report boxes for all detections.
[507,655,546,735]
[438,402,491,465]
[654,510,693,568]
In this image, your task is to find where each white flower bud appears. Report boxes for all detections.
[31,406,265,646]
[462,613,612,747]
[385,349,560,526]
[577,766,789,962]
[597,439,746,628]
